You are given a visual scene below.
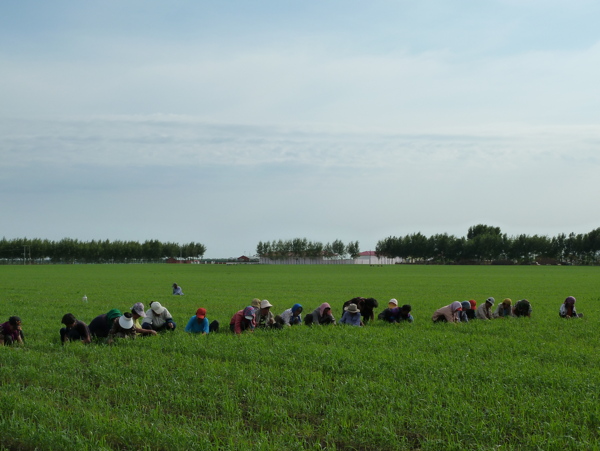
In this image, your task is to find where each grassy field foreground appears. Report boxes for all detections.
[1,264,599,450]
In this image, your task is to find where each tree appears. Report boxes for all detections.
[346,241,360,259]
[306,241,323,258]
[323,242,335,258]
[375,236,398,258]
[331,240,346,258]
[142,240,163,261]
[469,233,504,261]
[467,224,502,240]
[429,233,457,263]
[291,238,308,257]
[550,234,566,261]
[405,233,430,261]
[584,228,600,263]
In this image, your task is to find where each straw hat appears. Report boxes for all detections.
[345,303,360,313]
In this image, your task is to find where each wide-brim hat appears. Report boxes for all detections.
[119,315,134,329]
[345,303,359,313]
[260,300,273,309]
[388,299,398,307]
[151,302,166,314]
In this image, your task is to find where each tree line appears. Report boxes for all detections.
[375,224,600,264]
[4,224,599,264]
[0,237,207,263]
[256,238,361,259]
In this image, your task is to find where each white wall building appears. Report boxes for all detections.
[354,251,403,265]
[259,251,403,265]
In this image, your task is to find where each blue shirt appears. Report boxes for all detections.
[185,315,209,334]
[340,311,362,326]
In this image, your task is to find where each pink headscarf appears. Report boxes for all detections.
[319,303,332,317]
[450,301,463,312]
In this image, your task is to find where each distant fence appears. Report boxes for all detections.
[354,256,403,265]
[259,257,356,265]
[258,257,403,265]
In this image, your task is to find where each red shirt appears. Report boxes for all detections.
[0,322,20,341]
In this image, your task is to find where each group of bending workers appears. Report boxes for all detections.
[431,296,582,323]
[0,295,584,346]
[58,301,219,345]
[229,298,414,333]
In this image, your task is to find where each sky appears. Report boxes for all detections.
[1,0,600,258]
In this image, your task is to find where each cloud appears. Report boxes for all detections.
[2,115,599,257]
[2,1,600,256]
[2,38,600,132]
[2,117,600,174]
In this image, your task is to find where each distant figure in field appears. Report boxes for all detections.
[0,316,24,346]
[60,313,91,344]
[89,309,122,339]
[378,299,414,323]
[341,297,379,323]
[255,300,281,329]
[185,307,220,334]
[339,303,362,326]
[513,299,532,318]
[494,299,514,318]
[172,283,184,295]
[142,302,176,332]
[432,301,463,323]
[475,297,495,320]
[304,303,336,326]
[130,303,157,336]
[230,306,257,334]
[464,300,477,320]
[559,296,583,318]
[107,312,137,345]
[275,303,303,327]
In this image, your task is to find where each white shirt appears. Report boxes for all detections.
[144,308,173,328]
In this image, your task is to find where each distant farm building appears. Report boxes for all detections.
[258,251,403,265]
[354,251,403,265]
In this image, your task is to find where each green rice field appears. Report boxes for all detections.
[1,264,600,450]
